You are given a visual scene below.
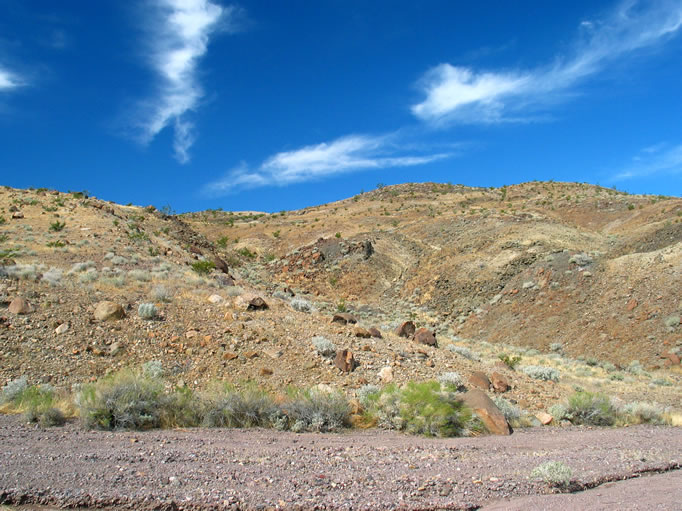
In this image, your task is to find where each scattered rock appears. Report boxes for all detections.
[247,297,268,311]
[626,298,638,311]
[368,327,382,338]
[11,211,24,219]
[243,350,259,359]
[395,321,416,338]
[354,327,372,338]
[212,256,230,274]
[334,349,357,372]
[468,371,491,390]
[378,366,393,383]
[185,330,199,339]
[490,372,510,393]
[208,294,224,304]
[413,328,437,347]
[536,412,554,425]
[55,323,69,334]
[109,342,123,356]
[93,301,125,321]
[8,297,33,315]
[460,389,512,436]
[259,368,273,376]
[331,313,357,325]
[223,352,239,361]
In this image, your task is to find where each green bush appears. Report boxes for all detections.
[202,387,277,428]
[191,260,215,275]
[498,353,522,370]
[566,391,616,426]
[398,381,473,437]
[49,220,66,232]
[521,365,560,382]
[280,387,350,432]
[138,303,158,320]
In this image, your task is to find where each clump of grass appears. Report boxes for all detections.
[49,220,66,232]
[312,336,336,357]
[191,260,215,275]
[138,303,158,320]
[41,267,63,286]
[437,372,465,391]
[128,269,151,282]
[618,402,665,425]
[69,261,96,274]
[498,353,522,370]
[202,386,277,428]
[279,387,350,433]
[521,365,560,382]
[79,269,98,283]
[565,391,616,426]
[531,461,572,488]
[1,379,67,427]
[291,297,314,313]
[151,285,173,302]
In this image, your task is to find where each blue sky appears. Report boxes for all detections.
[0,1,681,212]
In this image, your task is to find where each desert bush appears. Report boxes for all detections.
[6,264,39,281]
[498,353,522,370]
[191,260,215,275]
[68,261,96,274]
[1,380,65,427]
[398,381,473,437]
[521,365,560,382]
[41,267,63,286]
[627,360,645,375]
[76,369,167,430]
[312,336,336,357]
[566,391,616,426]
[224,286,243,297]
[619,402,665,425]
[548,403,568,421]
[651,377,672,387]
[151,285,172,302]
[446,345,480,361]
[356,384,381,408]
[138,303,158,320]
[531,461,572,488]
[26,406,66,427]
[202,387,277,428]
[160,386,205,428]
[280,387,350,433]
[1,377,28,404]
[493,396,521,424]
[128,269,151,282]
[110,255,128,265]
[49,220,66,232]
[291,297,314,313]
[79,270,98,283]
[609,372,625,381]
[437,372,465,391]
[142,360,164,379]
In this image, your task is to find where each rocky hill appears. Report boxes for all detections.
[1,182,680,416]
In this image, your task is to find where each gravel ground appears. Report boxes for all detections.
[0,415,680,510]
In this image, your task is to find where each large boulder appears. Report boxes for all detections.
[468,371,491,391]
[247,296,268,311]
[491,372,510,392]
[394,321,415,338]
[413,327,437,347]
[8,297,33,315]
[94,301,126,321]
[460,389,512,436]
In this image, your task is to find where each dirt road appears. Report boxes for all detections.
[1,416,680,510]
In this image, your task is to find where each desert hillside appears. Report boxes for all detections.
[1,181,680,414]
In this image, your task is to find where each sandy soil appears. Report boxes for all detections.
[0,415,680,510]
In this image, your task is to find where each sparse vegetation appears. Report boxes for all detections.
[49,220,66,232]
[498,353,522,370]
[521,365,560,382]
[191,260,215,275]
[531,461,572,488]
[138,303,158,320]
[312,336,336,357]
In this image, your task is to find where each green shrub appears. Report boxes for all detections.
[398,381,473,437]
[531,461,572,488]
[437,372,464,391]
[521,365,560,382]
[1,377,28,404]
[498,353,522,370]
[619,402,665,425]
[49,220,66,232]
[191,260,215,275]
[76,369,167,430]
[566,391,616,426]
[493,396,522,424]
[202,387,277,428]
[151,285,173,302]
[216,236,229,248]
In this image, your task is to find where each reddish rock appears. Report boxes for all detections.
[394,321,416,338]
[331,313,357,325]
[491,372,510,393]
[223,351,238,361]
[468,371,491,390]
[368,327,382,338]
[413,327,437,347]
[189,246,203,255]
[334,349,357,372]
[259,368,273,376]
[626,298,638,311]
[243,350,259,359]
[247,297,269,311]
[354,327,372,338]
[212,256,230,274]
[536,412,553,425]
[460,389,512,436]
[8,297,33,315]
[662,351,680,365]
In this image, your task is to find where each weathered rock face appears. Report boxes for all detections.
[413,327,437,347]
[334,349,357,372]
[331,313,357,325]
[468,371,491,391]
[394,321,415,338]
[93,301,125,321]
[212,256,230,274]
[368,327,382,338]
[354,327,372,338]
[8,297,33,315]
[491,372,510,393]
[460,389,512,436]
[536,412,553,425]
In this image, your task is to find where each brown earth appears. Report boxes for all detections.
[0,415,680,510]
[0,182,680,414]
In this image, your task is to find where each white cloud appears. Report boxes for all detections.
[203,134,451,195]
[137,0,229,163]
[412,0,682,124]
[614,143,682,180]
[0,67,23,90]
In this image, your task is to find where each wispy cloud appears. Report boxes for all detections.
[412,0,682,124]
[614,143,682,180]
[0,66,23,90]
[203,134,451,195]
[136,0,235,163]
